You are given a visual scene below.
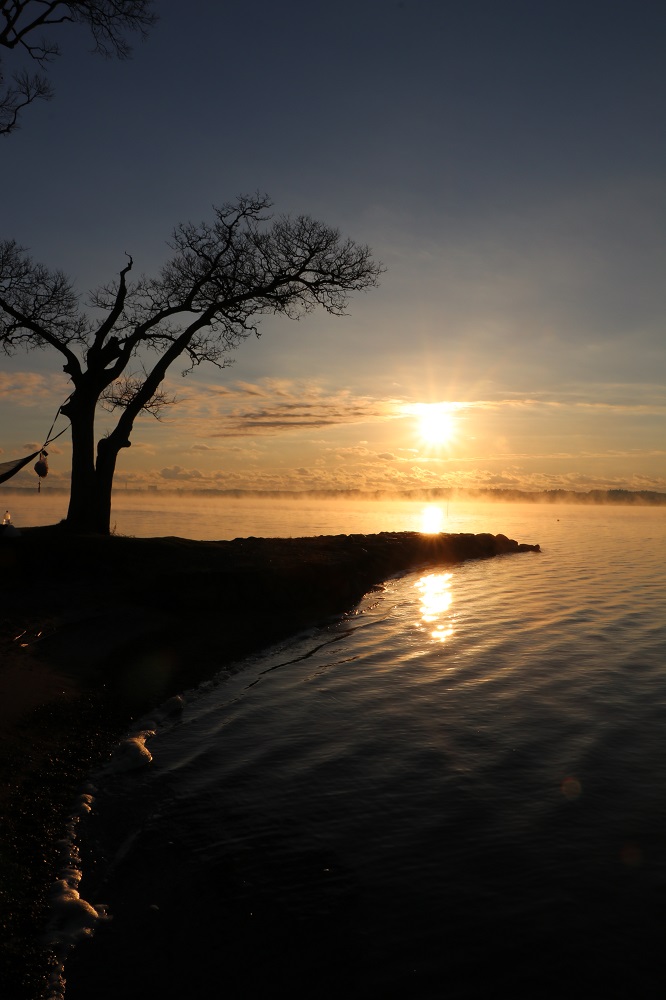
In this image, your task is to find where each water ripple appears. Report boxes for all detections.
[66,507,666,998]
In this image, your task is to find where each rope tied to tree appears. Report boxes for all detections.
[0,397,70,489]
[33,400,70,491]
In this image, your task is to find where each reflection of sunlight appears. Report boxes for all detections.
[420,504,444,534]
[415,572,454,642]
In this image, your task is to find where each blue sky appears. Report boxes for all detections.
[1,0,665,494]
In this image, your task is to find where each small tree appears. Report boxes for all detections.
[0,0,156,135]
[0,194,383,533]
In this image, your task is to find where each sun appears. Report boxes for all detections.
[415,403,456,446]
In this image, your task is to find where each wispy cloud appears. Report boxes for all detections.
[464,393,666,416]
[0,372,70,405]
[166,377,400,438]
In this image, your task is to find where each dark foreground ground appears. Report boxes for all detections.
[0,526,539,1000]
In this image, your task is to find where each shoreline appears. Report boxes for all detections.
[0,527,539,1000]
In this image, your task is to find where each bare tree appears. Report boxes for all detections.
[0,0,156,135]
[0,194,383,533]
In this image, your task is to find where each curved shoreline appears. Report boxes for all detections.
[0,528,539,999]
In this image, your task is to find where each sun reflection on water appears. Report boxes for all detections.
[420,504,445,534]
[415,572,455,642]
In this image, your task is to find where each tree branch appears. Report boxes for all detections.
[87,251,133,362]
[1,1,156,134]
[0,67,52,134]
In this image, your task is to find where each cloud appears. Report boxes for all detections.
[0,372,71,405]
[18,440,67,456]
[160,466,204,481]
[327,445,374,459]
[132,378,666,466]
[104,371,664,497]
[6,372,657,496]
[233,381,270,397]
[85,455,666,497]
[165,377,400,439]
[466,393,666,416]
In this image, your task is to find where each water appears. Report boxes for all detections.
[0,488,576,539]
[47,502,666,998]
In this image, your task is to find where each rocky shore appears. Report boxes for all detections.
[0,526,539,1000]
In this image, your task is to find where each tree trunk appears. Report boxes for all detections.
[63,393,130,534]
[94,434,128,535]
[63,392,100,533]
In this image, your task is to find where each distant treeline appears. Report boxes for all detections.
[489,489,664,506]
[2,485,665,505]
[146,486,666,505]
[180,487,664,505]
[389,488,666,506]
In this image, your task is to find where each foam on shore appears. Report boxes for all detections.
[42,788,110,1000]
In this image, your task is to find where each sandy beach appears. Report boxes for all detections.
[0,526,538,1000]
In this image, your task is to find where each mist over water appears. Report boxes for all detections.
[2,489,481,538]
[1,488,654,542]
[33,498,666,998]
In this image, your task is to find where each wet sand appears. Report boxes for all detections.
[0,525,539,999]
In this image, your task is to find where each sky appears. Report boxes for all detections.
[1,0,665,495]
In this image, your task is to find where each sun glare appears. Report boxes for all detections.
[415,572,454,643]
[414,403,456,446]
[420,504,444,534]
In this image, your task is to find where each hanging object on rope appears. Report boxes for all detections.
[34,450,49,492]
[0,397,70,488]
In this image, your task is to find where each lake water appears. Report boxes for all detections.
[0,488,594,540]
[37,498,666,999]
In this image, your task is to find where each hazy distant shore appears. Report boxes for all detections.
[0,526,539,999]
[2,485,665,505]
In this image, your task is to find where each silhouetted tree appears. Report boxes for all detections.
[0,0,156,135]
[0,194,383,533]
